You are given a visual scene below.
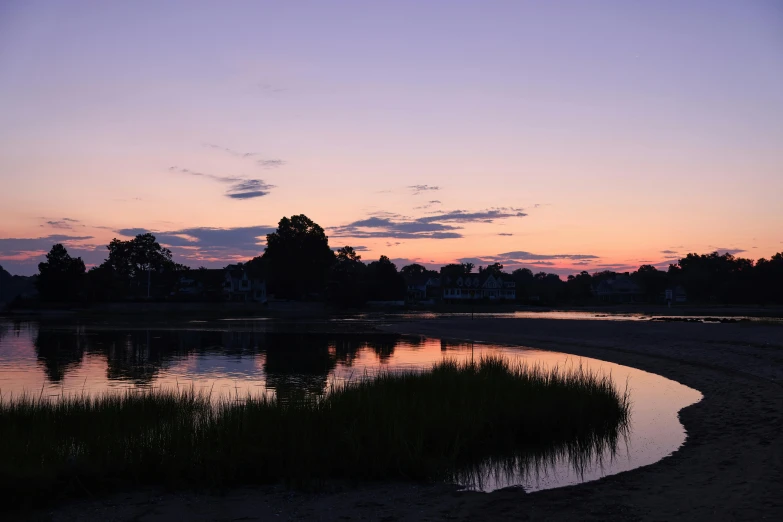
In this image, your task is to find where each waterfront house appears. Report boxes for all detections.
[440,271,516,301]
[594,274,642,303]
[404,274,441,301]
[223,265,267,303]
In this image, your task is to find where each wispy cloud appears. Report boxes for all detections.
[257,159,285,169]
[225,180,275,199]
[205,144,286,169]
[170,166,275,199]
[0,235,94,258]
[206,144,258,158]
[332,217,462,239]
[118,226,275,263]
[258,83,286,94]
[0,235,101,274]
[498,233,513,236]
[660,249,678,255]
[710,247,746,255]
[417,208,527,223]
[333,245,369,252]
[332,208,527,240]
[414,200,442,210]
[496,250,599,261]
[43,218,81,230]
[457,251,600,271]
[409,185,440,195]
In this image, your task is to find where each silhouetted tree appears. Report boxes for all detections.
[479,262,504,277]
[366,255,406,301]
[631,265,668,301]
[511,268,534,301]
[262,215,335,299]
[335,246,361,263]
[0,265,37,304]
[566,271,593,302]
[400,263,427,278]
[104,233,175,279]
[99,233,181,298]
[36,244,86,302]
[531,272,564,304]
[669,252,757,303]
[84,264,121,302]
[327,246,368,306]
[441,262,474,280]
[755,253,783,303]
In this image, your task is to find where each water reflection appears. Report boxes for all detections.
[1,320,426,398]
[0,318,701,492]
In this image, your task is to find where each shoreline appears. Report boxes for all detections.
[4,301,783,319]
[16,317,783,521]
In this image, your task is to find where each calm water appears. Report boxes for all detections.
[0,317,701,492]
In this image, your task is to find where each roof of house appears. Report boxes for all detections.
[441,272,492,288]
[595,276,642,294]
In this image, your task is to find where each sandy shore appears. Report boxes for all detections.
[18,317,783,521]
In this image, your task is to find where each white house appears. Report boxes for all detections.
[441,272,515,301]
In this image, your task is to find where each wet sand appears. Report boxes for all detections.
[19,317,783,521]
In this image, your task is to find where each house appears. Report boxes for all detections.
[594,274,642,303]
[223,265,267,303]
[178,266,266,303]
[177,268,225,298]
[425,276,441,300]
[404,274,440,301]
[664,285,687,304]
[440,271,516,301]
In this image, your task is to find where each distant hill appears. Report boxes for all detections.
[0,266,37,303]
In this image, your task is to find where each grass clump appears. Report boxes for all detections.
[0,355,629,508]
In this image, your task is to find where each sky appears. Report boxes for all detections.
[1,0,782,276]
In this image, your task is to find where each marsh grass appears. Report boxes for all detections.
[0,355,629,508]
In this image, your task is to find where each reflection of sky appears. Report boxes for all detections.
[0,320,701,492]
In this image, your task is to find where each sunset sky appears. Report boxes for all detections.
[1,1,782,276]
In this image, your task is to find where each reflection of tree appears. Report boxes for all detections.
[98,329,227,384]
[365,338,396,362]
[33,328,85,382]
[261,332,404,396]
[330,337,365,367]
[263,333,336,398]
[441,339,472,352]
[101,331,168,384]
[0,322,8,344]
[28,324,409,393]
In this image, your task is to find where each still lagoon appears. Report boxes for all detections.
[0,317,701,492]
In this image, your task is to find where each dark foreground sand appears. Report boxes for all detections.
[18,318,783,521]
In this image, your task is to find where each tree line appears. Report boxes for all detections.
[10,213,783,306]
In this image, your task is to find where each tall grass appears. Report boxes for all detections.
[0,355,629,508]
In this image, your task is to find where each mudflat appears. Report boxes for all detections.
[18,318,783,521]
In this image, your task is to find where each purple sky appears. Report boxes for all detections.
[1,1,782,275]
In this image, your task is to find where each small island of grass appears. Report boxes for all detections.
[0,356,629,508]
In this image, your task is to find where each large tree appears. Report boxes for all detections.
[36,244,86,302]
[100,233,181,298]
[400,263,427,278]
[263,215,335,299]
[479,262,505,277]
[366,255,406,301]
[440,262,474,279]
[631,265,668,301]
[104,233,175,279]
[327,246,368,306]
